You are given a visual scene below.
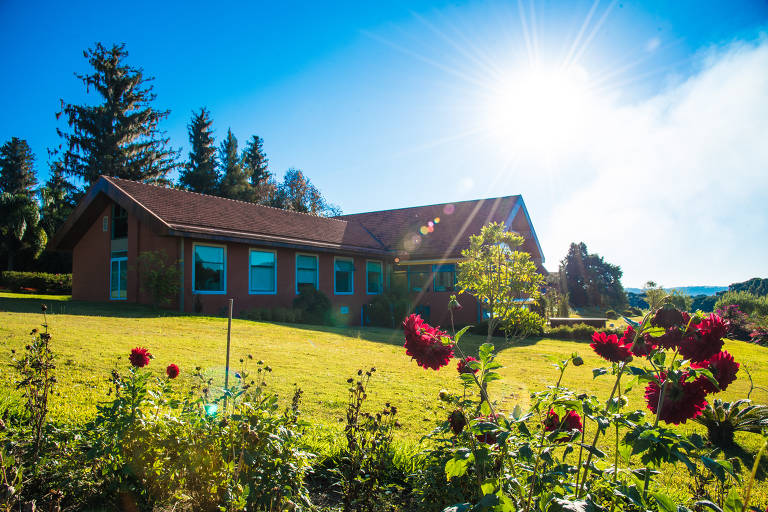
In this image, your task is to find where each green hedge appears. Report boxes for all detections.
[544,323,622,342]
[240,307,304,324]
[0,271,72,293]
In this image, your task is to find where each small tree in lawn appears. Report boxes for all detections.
[457,222,544,341]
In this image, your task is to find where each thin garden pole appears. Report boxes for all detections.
[224,298,233,410]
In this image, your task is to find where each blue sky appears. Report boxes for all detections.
[1,1,767,287]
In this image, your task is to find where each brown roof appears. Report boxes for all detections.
[51,177,543,262]
[337,195,521,260]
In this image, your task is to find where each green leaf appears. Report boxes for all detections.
[512,404,522,420]
[479,343,495,364]
[480,478,496,495]
[722,487,742,512]
[480,400,492,416]
[442,505,472,512]
[454,325,472,343]
[592,368,608,379]
[445,451,474,480]
[652,492,677,512]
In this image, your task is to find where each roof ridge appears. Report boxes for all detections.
[336,194,520,217]
[103,176,350,225]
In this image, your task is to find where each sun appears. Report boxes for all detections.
[483,65,596,154]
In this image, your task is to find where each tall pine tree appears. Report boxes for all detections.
[242,135,270,202]
[0,137,37,198]
[57,42,179,190]
[179,108,219,194]
[217,129,252,201]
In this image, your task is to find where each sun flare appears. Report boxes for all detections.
[484,65,596,153]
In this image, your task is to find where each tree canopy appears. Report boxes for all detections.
[0,137,37,197]
[218,129,253,201]
[57,42,179,190]
[457,222,545,341]
[179,108,219,195]
[560,242,627,309]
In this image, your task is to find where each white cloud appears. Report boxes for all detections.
[541,38,768,287]
[646,37,661,52]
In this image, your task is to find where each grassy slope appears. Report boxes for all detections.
[1,292,767,505]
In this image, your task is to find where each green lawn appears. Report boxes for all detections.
[1,292,767,505]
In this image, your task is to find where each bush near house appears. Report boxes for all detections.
[0,271,72,293]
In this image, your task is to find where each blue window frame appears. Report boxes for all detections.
[334,257,354,295]
[109,251,127,300]
[366,260,383,294]
[296,253,318,293]
[193,244,226,294]
[249,249,276,294]
[433,264,456,292]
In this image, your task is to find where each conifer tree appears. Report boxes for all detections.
[39,157,78,239]
[179,108,219,195]
[242,135,270,201]
[0,137,37,197]
[57,42,179,190]
[0,193,47,271]
[217,129,252,201]
[279,168,341,216]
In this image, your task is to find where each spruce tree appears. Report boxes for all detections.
[40,157,78,239]
[0,137,37,197]
[179,108,219,195]
[57,42,179,190]
[217,129,252,201]
[242,135,270,202]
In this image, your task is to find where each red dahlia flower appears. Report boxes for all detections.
[645,373,707,424]
[651,308,685,330]
[474,414,499,445]
[679,314,727,363]
[166,363,180,379]
[590,331,632,363]
[457,356,479,374]
[620,325,656,356]
[403,314,454,370]
[543,409,582,441]
[543,409,560,431]
[692,350,739,393]
[129,347,152,368]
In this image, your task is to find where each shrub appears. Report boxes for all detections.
[365,283,413,328]
[0,271,72,293]
[693,399,768,448]
[135,250,180,307]
[293,285,332,325]
[605,309,619,320]
[545,323,621,341]
[714,291,768,316]
[241,307,302,323]
[501,307,545,339]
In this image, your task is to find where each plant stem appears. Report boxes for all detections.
[742,437,767,512]
[577,362,626,497]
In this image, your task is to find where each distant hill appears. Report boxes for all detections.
[625,286,728,296]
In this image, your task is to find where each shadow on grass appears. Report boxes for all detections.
[0,294,182,319]
[712,441,768,480]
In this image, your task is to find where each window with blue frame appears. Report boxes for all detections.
[296,254,318,292]
[193,244,226,293]
[334,257,354,294]
[366,260,383,294]
[407,264,431,292]
[432,264,456,292]
[249,250,276,294]
[109,251,127,299]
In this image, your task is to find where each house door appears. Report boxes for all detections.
[110,251,127,300]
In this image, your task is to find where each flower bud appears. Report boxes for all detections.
[438,389,450,401]
[572,355,584,366]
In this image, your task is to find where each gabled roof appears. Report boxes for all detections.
[50,176,544,263]
[50,176,388,255]
[338,195,544,262]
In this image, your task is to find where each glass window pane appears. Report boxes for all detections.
[336,271,351,293]
[194,245,225,292]
[367,261,382,294]
[250,266,275,292]
[334,259,354,272]
[297,254,317,270]
[118,260,127,298]
[297,269,317,286]
[250,250,275,267]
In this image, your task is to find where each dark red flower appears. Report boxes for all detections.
[651,308,685,330]
[692,350,739,393]
[656,327,683,350]
[474,414,499,445]
[129,347,151,368]
[543,409,582,442]
[457,356,479,374]
[449,409,466,435]
[645,373,708,424]
[166,363,180,379]
[590,331,632,363]
[679,314,727,363]
[403,314,454,370]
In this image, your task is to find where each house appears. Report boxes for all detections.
[49,176,544,326]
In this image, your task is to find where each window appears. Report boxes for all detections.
[249,250,276,294]
[433,264,457,292]
[296,254,318,292]
[110,251,127,300]
[112,205,128,240]
[407,265,432,292]
[334,257,354,294]
[193,244,226,293]
[366,260,383,294]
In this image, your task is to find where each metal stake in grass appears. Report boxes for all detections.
[224,298,233,410]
